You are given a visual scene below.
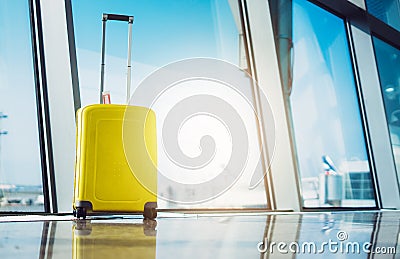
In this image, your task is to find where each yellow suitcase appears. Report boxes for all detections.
[73,14,157,219]
[73,104,157,219]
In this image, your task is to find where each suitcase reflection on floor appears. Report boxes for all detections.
[72,219,157,258]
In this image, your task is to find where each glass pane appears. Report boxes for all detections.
[291,0,376,208]
[0,1,44,211]
[72,0,267,209]
[366,0,400,32]
[373,37,400,187]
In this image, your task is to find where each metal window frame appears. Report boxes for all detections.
[38,0,78,212]
[346,22,382,209]
[64,0,81,113]
[29,0,58,214]
[239,0,277,210]
[244,0,301,211]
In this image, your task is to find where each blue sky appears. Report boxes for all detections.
[72,0,238,67]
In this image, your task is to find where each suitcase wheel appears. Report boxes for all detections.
[74,207,87,219]
[73,201,92,219]
[143,202,157,220]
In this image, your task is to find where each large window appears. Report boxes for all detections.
[0,1,44,211]
[373,37,400,185]
[72,0,268,209]
[291,0,376,208]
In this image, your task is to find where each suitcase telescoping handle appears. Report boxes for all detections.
[100,13,134,104]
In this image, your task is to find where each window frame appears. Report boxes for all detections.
[66,0,276,211]
[29,0,58,214]
[290,0,379,210]
[299,0,400,210]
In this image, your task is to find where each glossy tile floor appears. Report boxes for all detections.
[0,211,399,258]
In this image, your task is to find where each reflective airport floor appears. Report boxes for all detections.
[0,211,399,258]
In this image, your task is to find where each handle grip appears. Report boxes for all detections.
[103,13,134,23]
